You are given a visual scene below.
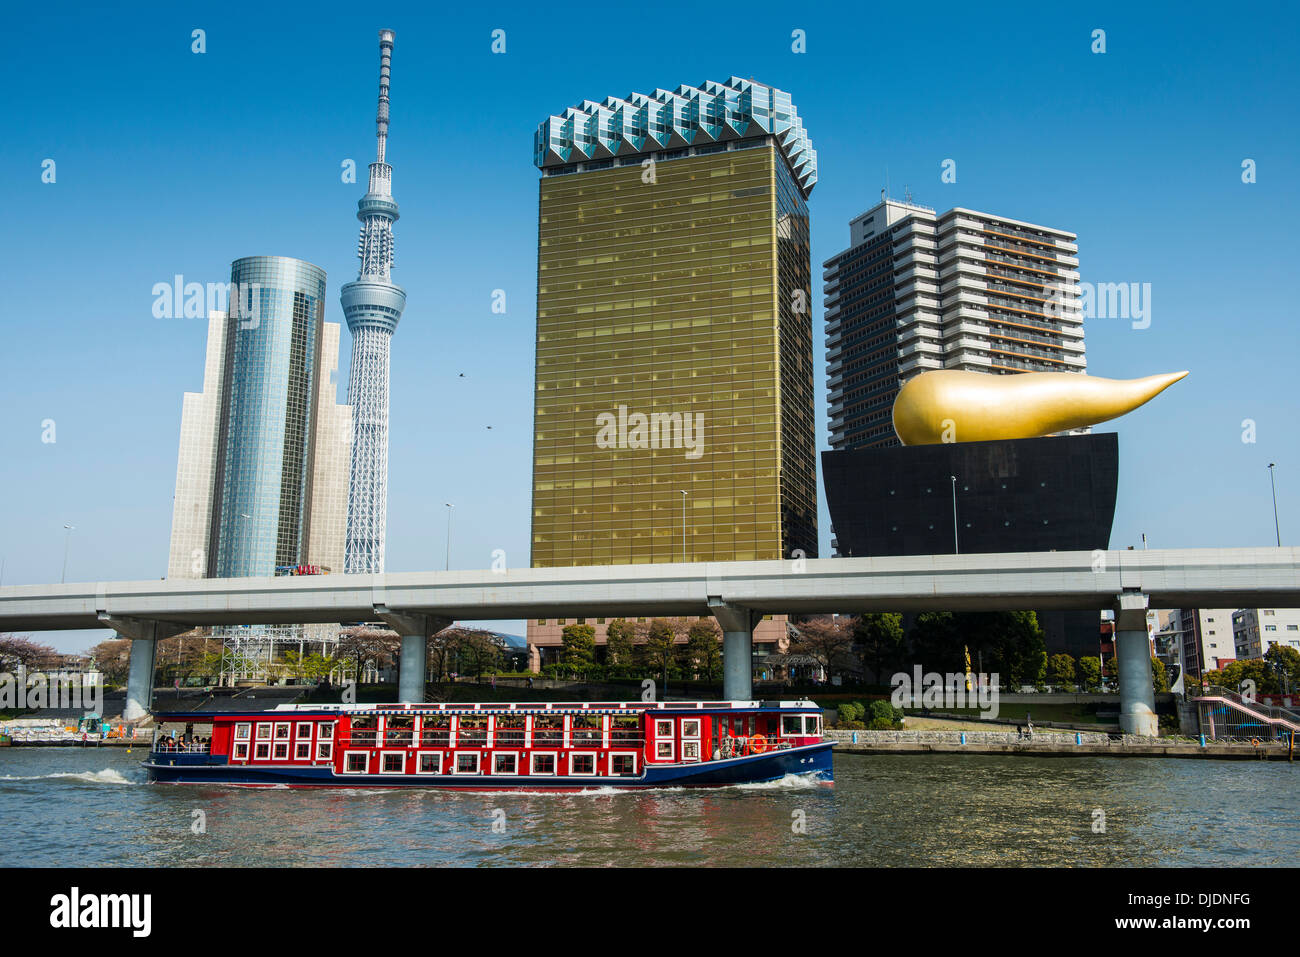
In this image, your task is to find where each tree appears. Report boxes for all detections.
[1151,656,1170,694]
[908,612,961,674]
[1048,653,1076,689]
[1078,655,1102,692]
[789,615,857,679]
[0,634,59,672]
[1265,644,1300,695]
[87,638,132,686]
[645,619,676,677]
[338,626,399,684]
[560,624,596,670]
[155,629,217,686]
[456,630,506,679]
[854,613,904,684]
[605,619,634,669]
[684,619,722,681]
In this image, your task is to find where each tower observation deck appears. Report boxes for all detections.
[342,29,406,574]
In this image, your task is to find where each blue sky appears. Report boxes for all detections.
[1,1,1297,652]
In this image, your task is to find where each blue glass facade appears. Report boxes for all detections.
[210,257,326,578]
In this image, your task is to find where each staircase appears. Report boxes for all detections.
[1193,686,1300,741]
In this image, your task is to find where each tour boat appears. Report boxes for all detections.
[143,699,832,790]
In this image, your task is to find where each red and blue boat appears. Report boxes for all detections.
[144,699,832,790]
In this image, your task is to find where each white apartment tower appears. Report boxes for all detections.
[824,196,1084,450]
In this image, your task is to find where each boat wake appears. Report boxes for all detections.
[733,771,831,791]
[0,769,135,785]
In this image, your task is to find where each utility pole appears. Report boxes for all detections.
[950,476,959,554]
[1268,463,1281,546]
[679,490,688,562]
[61,524,75,584]
[444,503,454,571]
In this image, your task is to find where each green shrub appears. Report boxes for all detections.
[869,699,904,727]
[837,702,863,724]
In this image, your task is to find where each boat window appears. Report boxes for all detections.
[233,743,249,760]
[682,740,701,762]
[295,743,310,760]
[351,715,378,747]
[570,753,596,775]
[533,715,563,746]
[255,743,270,759]
[381,752,405,774]
[458,715,488,747]
[782,715,802,736]
[495,714,526,747]
[273,743,289,760]
[803,714,821,735]
[571,714,601,746]
[385,715,414,746]
[256,724,272,741]
[344,752,368,774]
[654,719,673,738]
[610,714,640,744]
[456,752,480,774]
[494,753,517,775]
[681,719,700,738]
[531,753,556,775]
[234,723,251,741]
[417,753,441,774]
[274,723,291,740]
[611,753,637,775]
[296,722,313,738]
[655,741,673,760]
[319,723,334,740]
[316,742,332,761]
[420,715,450,747]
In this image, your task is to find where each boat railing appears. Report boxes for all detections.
[152,742,212,754]
[331,734,804,756]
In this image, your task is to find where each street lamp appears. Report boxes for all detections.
[60,524,75,584]
[678,490,688,562]
[444,503,454,571]
[950,476,959,555]
[1268,463,1281,546]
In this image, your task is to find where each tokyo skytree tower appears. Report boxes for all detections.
[342,29,406,574]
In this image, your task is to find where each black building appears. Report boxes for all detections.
[821,433,1119,657]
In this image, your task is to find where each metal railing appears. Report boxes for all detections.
[152,742,212,753]
[1194,686,1300,741]
[1198,686,1300,729]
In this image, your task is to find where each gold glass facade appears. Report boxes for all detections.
[531,141,817,568]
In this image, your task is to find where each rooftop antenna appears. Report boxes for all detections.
[904,185,913,203]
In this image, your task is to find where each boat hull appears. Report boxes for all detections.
[144,741,834,790]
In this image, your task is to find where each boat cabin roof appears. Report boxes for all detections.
[152,700,821,721]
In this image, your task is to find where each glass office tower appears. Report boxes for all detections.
[209,256,328,578]
[531,77,818,570]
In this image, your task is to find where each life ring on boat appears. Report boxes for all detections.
[750,734,768,755]
[1250,737,1261,748]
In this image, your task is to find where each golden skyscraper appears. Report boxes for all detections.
[527,78,818,668]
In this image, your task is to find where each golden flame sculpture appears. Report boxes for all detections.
[892,369,1188,446]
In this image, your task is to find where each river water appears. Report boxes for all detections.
[1,746,1296,867]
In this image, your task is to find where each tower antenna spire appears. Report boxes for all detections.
[375,28,393,165]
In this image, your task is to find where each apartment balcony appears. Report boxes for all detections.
[942,319,990,339]
[945,352,991,369]
[899,354,943,375]
[898,339,943,359]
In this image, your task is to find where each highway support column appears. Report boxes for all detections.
[376,608,452,703]
[1114,591,1158,737]
[709,599,760,702]
[99,614,188,721]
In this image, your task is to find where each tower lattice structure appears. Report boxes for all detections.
[342,29,407,575]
